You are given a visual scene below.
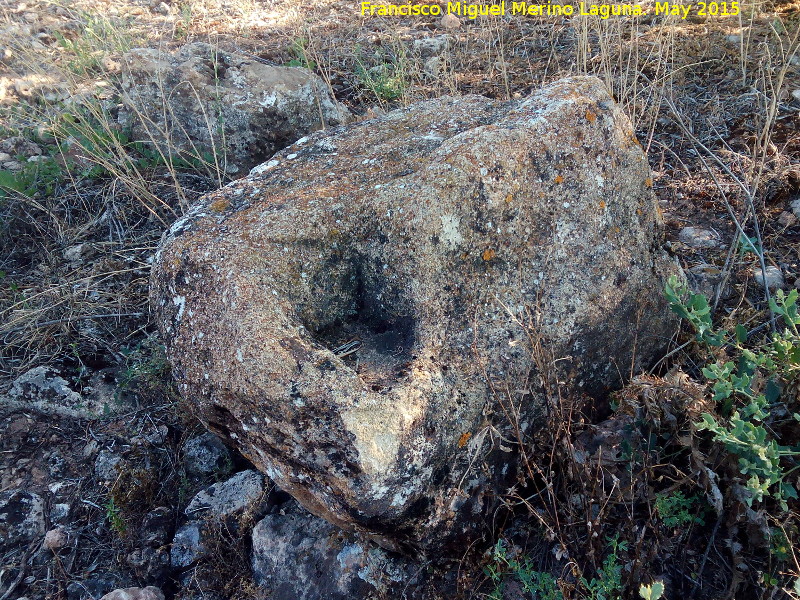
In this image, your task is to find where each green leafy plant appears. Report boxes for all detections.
[665,275,800,509]
[105,497,127,536]
[580,535,628,600]
[655,491,706,527]
[286,37,316,70]
[484,539,563,600]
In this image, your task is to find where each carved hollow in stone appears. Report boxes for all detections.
[150,76,680,556]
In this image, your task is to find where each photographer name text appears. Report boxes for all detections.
[361,1,741,18]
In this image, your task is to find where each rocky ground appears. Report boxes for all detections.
[1,0,799,598]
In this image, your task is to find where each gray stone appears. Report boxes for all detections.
[119,42,350,175]
[3,365,118,419]
[678,226,722,249]
[95,450,122,482]
[151,76,680,555]
[0,489,45,552]
[790,198,800,219]
[185,469,264,517]
[0,135,41,157]
[687,263,729,300]
[182,431,232,477]
[170,522,203,568]
[413,35,450,58]
[754,265,784,290]
[252,501,413,600]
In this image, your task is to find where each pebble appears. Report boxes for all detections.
[678,226,722,249]
[754,265,784,290]
[43,526,69,550]
[778,211,797,227]
[790,198,800,219]
[792,89,800,103]
[99,587,165,600]
[440,13,461,29]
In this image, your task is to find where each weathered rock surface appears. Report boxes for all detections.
[182,431,233,477]
[184,469,264,517]
[119,42,350,174]
[151,76,680,555]
[170,470,265,570]
[252,500,416,600]
[0,489,45,551]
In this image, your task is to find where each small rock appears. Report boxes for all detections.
[99,587,165,600]
[0,135,42,157]
[792,89,800,103]
[95,450,122,482]
[678,226,722,249]
[170,522,203,568]
[185,469,264,517]
[687,263,728,300]
[10,366,81,405]
[50,503,71,523]
[2,160,23,171]
[0,152,10,161]
[0,489,45,552]
[252,500,415,599]
[152,2,170,14]
[754,265,784,290]
[43,526,69,550]
[790,198,800,218]
[778,211,797,227]
[726,33,741,43]
[424,56,441,78]
[27,154,48,163]
[440,13,461,29]
[182,431,232,477]
[64,244,86,263]
[413,35,450,58]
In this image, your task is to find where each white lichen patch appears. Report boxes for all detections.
[439,214,464,249]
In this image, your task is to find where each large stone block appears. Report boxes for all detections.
[119,42,350,174]
[151,76,679,555]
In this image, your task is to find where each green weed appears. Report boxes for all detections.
[105,496,127,536]
[665,276,800,509]
[484,539,563,600]
[579,535,628,600]
[286,37,316,70]
[655,491,706,528]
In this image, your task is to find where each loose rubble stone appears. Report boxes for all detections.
[3,365,127,419]
[119,42,350,174]
[252,500,415,600]
[43,526,69,550]
[185,469,264,517]
[0,135,41,157]
[151,76,680,555]
[95,449,122,482]
[99,587,165,600]
[687,263,729,300]
[678,226,722,249]
[778,210,797,227]
[170,522,203,568]
[182,431,233,477]
[790,198,800,219]
[754,265,784,290]
[0,489,45,551]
